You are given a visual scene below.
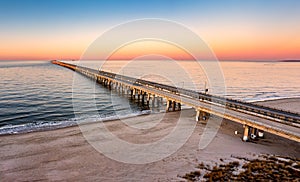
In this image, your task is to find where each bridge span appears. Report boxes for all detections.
[52,60,300,142]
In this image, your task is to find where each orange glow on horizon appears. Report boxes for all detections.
[107,40,195,60]
[1,32,300,61]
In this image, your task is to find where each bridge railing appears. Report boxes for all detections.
[53,61,300,126]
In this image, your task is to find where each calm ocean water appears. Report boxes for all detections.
[0,60,299,135]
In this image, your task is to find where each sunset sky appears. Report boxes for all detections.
[0,0,299,61]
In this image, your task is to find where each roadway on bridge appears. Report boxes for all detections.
[121,79,300,142]
[53,61,300,142]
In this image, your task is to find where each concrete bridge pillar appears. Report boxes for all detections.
[124,85,127,94]
[130,89,133,98]
[196,110,209,121]
[202,111,210,121]
[152,95,156,107]
[196,110,200,121]
[166,100,171,112]
[122,85,125,93]
[250,127,257,140]
[147,93,151,104]
[156,96,160,106]
[119,84,122,93]
[172,101,176,111]
[107,80,111,88]
[123,85,126,93]
[137,90,141,101]
[114,82,117,89]
[115,82,120,92]
[178,103,181,111]
[243,125,250,141]
[257,130,264,138]
[128,87,131,95]
[141,91,145,104]
[118,83,121,92]
[132,89,136,99]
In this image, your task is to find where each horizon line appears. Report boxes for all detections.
[1,59,300,62]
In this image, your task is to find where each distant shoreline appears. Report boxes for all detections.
[277,59,300,62]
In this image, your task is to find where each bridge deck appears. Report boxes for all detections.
[123,78,300,142]
[52,60,300,142]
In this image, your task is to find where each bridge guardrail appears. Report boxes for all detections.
[52,60,300,126]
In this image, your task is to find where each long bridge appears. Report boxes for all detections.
[52,60,300,142]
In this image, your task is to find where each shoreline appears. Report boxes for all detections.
[1,97,299,137]
[0,97,299,181]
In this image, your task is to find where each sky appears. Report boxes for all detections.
[0,0,299,61]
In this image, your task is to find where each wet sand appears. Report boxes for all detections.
[0,98,299,181]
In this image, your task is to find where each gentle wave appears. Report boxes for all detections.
[0,110,151,135]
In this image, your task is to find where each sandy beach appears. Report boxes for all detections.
[0,98,299,181]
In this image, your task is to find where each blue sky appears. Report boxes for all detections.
[0,0,300,60]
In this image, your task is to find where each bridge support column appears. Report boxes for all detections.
[123,85,127,94]
[126,86,130,95]
[132,89,136,99]
[122,85,125,92]
[166,100,171,112]
[243,125,250,142]
[124,85,127,94]
[137,90,141,101]
[128,87,131,93]
[141,92,145,105]
[146,94,151,105]
[250,127,257,140]
[196,110,209,121]
[172,101,176,111]
[130,89,133,98]
[202,111,210,121]
[126,86,129,95]
[156,96,160,106]
[257,130,264,138]
[108,80,112,89]
[152,95,155,108]
[196,110,200,121]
